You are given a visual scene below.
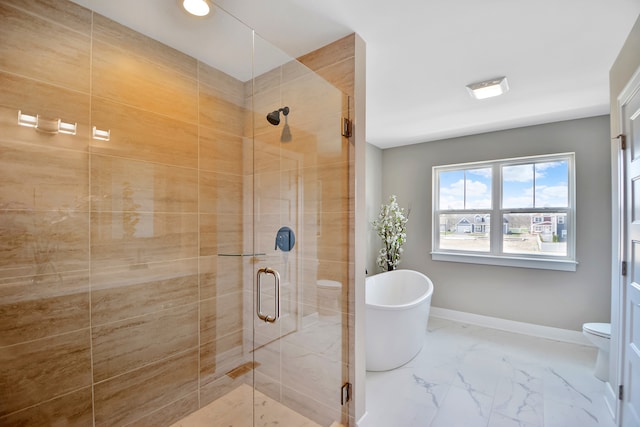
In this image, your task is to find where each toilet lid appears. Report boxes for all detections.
[583,322,610,338]
[317,280,342,289]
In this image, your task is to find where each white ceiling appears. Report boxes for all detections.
[71,0,640,149]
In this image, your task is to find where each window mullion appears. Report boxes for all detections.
[532,163,536,208]
[463,170,467,209]
[492,163,502,255]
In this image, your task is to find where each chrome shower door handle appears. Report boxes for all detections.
[256,267,280,323]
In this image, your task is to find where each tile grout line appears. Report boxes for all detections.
[88,10,96,427]
[196,57,202,411]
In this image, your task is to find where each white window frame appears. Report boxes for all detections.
[432,153,577,271]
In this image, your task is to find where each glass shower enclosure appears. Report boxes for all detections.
[0,0,351,425]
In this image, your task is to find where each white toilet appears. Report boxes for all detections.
[316,280,342,317]
[582,322,611,381]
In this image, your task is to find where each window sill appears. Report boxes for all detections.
[431,251,578,272]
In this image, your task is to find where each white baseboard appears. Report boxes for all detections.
[430,307,592,346]
[356,411,369,427]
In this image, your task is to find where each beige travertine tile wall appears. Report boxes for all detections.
[0,1,93,424]
[0,0,244,425]
[0,0,358,425]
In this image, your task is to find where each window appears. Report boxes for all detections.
[432,153,576,271]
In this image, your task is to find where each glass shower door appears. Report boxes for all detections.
[250,34,350,426]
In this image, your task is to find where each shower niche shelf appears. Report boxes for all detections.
[217,253,267,257]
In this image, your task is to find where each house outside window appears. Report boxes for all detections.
[432,153,576,271]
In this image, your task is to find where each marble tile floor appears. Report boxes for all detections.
[366,317,615,427]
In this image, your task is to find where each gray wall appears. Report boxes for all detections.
[378,115,611,331]
[366,143,383,275]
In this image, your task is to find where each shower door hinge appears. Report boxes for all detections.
[619,384,624,400]
[340,382,352,405]
[342,117,353,138]
[622,261,627,276]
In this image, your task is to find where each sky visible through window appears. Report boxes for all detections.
[439,161,568,210]
[503,161,568,208]
[439,168,491,210]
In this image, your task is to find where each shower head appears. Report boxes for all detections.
[266,110,280,125]
[266,106,289,126]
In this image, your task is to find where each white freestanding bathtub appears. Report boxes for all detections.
[366,269,434,371]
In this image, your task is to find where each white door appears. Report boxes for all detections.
[622,72,640,427]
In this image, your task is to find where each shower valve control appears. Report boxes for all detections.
[275,226,295,252]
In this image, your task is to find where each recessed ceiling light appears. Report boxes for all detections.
[466,77,509,100]
[182,0,211,16]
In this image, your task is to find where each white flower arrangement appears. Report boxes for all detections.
[373,195,409,271]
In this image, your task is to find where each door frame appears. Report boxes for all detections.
[611,64,640,426]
